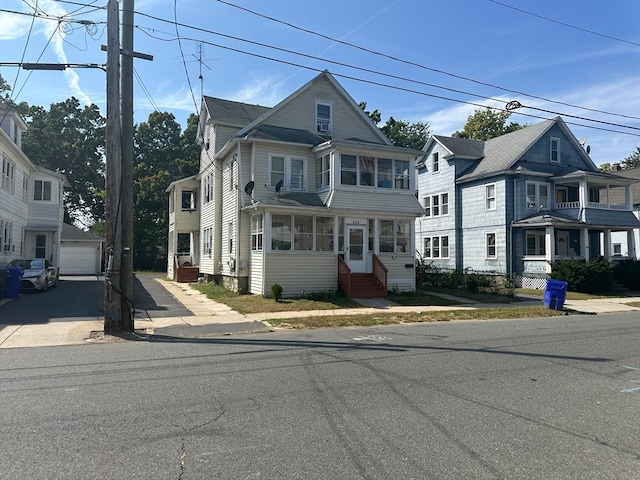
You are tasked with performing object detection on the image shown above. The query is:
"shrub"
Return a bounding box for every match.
[271,283,283,301]
[614,259,640,290]
[550,256,614,293]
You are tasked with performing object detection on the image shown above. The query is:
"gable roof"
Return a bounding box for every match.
[243,125,326,147]
[202,97,270,129]
[452,117,599,183]
[235,70,392,146]
[62,223,103,242]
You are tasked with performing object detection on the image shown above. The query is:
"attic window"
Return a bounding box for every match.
[550,137,560,163]
[432,152,439,173]
[316,101,332,134]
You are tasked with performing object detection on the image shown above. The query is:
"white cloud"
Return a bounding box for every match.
[231,75,285,106]
[0,12,32,40]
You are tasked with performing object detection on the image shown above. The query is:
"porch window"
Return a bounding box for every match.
[589,188,600,203]
[359,156,375,186]
[34,180,52,201]
[340,154,357,186]
[377,158,393,187]
[337,217,345,252]
[316,154,330,189]
[395,160,410,190]
[251,216,262,251]
[432,152,439,173]
[550,137,560,163]
[269,154,307,191]
[526,231,546,256]
[486,232,496,258]
[316,101,332,134]
[486,184,496,211]
[271,214,292,251]
[294,216,314,251]
[613,243,622,256]
[379,219,410,253]
[182,190,195,210]
[526,182,549,209]
[316,216,333,251]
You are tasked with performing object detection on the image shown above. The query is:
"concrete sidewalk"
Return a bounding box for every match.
[1,279,639,349]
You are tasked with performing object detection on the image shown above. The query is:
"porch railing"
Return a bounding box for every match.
[338,256,351,297]
[556,201,628,210]
[372,254,388,293]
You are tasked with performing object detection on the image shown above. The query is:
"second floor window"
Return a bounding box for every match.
[340,154,410,190]
[316,154,330,189]
[34,180,52,201]
[432,152,439,173]
[486,184,496,210]
[424,193,449,217]
[526,182,549,209]
[2,155,16,194]
[269,155,307,191]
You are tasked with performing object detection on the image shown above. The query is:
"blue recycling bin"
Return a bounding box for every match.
[544,279,568,310]
[5,266,24,298]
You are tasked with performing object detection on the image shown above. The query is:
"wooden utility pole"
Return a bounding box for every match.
[120,0,134,332]
[104,0,122,332]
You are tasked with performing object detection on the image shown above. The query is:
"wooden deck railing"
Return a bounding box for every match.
[338,256,351,297]
[174,255,199,283]
[372,254,388,293]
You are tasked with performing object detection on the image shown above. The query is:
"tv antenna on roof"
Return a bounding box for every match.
[193,43,212,100]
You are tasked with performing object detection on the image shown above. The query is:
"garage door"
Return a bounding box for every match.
[60,245,100,275]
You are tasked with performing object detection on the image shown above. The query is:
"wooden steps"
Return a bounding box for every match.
[348,272,386,298]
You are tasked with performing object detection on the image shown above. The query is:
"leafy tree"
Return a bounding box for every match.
[621,147,640,169]
[359,101,430,150]
[0,73,12,101]
[381,117,431,150]
[452,107,523,140]
[18,97,106,226]
[598,162,613,173]
[132,111,199,270]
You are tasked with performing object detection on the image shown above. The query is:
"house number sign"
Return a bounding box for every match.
[345,218,367,225]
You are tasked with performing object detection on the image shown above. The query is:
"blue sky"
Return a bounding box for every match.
[1,0,639,166]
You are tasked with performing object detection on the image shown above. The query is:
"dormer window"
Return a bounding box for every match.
[316,101,332,134]
[550,137,560,163]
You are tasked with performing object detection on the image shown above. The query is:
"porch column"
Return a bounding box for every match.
[628,230,637,259]
[603,229,612,258]
[545,226,555,273]
[581,229,590,259]
[626,186,634,210]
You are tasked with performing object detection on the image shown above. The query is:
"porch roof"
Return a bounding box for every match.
[513,209,640,229]
[512,210,585,228]
[245,192,327,209]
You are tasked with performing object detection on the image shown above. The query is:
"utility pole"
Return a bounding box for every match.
[120,0,134,332]
[104,0,122,332]
[104,0,151,333]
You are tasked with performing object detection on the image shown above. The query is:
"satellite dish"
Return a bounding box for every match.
[244,181,254,196]
[578,136,587,146]
[275,179,283,194]
[586,145,591,154]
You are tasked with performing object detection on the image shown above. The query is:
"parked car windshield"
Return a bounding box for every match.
[8,259,44,270]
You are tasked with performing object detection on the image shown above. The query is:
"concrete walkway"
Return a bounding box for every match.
[1,278,639,349]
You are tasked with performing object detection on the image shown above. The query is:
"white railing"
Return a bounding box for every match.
[556,201,628,211]
[555,201,580,209]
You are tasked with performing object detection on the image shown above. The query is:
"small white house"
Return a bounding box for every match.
[60,223,104,275]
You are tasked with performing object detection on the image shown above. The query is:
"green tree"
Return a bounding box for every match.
[452,107,523,140]
[133,111,199,270]
[599,162,613,173]
[359,102,430,150]
[0,73,12,101]
[381,116,431,150]
[19,97,106,226]
[621,147,640,169]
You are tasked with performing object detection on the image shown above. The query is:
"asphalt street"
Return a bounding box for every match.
[1,313,638,479]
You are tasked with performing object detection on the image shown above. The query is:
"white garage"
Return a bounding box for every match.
[60,223,104,275]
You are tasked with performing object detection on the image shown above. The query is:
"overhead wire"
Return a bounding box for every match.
[216,0,640,123]
[488,0,640,47]
[134,23,640,136]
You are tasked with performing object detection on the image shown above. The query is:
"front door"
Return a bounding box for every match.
[346,225,366,273]
[556,231,570,257]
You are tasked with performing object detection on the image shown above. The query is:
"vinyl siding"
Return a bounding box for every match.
[267,77,382,144]
[377,252,415,292]
[249,250,264,295]
[328,190,423,216]
[199,161,219,276]
[251,142,314,200]
[263,251,337,297]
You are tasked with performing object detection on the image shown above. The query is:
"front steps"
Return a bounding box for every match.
[348,273,386,298]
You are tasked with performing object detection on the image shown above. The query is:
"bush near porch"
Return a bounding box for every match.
[614,259,640,291]
[416,258,504,295]
[550,257,614,294]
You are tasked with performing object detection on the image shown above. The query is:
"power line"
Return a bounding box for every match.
[216,0,640,122]
[135,26,640,138]
[134,19,640,135]
[488,0,640,47]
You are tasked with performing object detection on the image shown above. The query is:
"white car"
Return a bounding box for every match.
[7,258,59,292]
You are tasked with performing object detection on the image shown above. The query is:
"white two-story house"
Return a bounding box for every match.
[1,102,67,268]
[168,71,424,297]
[416,116,640,288]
